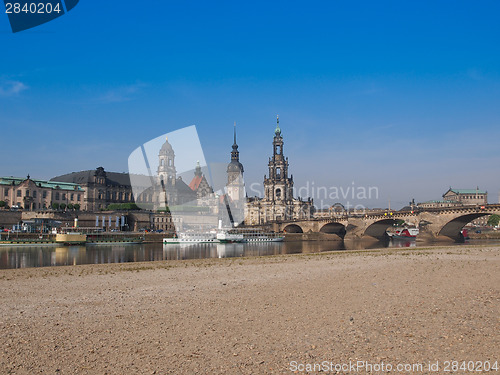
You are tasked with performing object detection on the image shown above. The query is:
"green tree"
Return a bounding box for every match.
[107,203,140,210]
[73,203,80,210]
[52,203,60,210]
[60,203,67,210]
[67,203,74,210]
[0,201,6,208]
[487,214,500,227]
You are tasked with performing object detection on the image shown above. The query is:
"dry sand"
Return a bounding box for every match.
[0,245,499,374]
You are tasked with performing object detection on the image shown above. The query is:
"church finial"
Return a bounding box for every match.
[275,115,281,135]
[194,160,202,177]
[233,121,237,145]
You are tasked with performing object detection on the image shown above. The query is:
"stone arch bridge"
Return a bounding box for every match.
[269,204,500,241]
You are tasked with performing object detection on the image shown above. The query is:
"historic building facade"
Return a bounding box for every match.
[49,138,210,212]
[418,187,488,209]
[442,188,487,206]
[245,117,314,225]
[51,167,135,211]
[189,162,216,207]
[0,175,84,210]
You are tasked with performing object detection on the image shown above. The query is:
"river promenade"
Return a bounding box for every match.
[1,245,499,374]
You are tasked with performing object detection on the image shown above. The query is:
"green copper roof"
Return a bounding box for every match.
[275,115,281,135]
[421,200,457,204]
[447,188,486,195]
[0,177,84,191]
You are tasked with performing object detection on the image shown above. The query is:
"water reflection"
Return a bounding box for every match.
[0,238,495,269]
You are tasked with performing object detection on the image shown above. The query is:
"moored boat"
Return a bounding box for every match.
[216,230,244,243]
[388,227,419,240]
[163,231,219,244]
[242,231,284,243]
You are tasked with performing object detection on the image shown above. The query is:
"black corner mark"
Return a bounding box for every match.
[4,0,79,33]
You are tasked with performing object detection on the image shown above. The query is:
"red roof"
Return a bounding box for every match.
[188,176,203,191]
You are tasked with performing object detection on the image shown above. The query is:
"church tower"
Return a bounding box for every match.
[264,115,294,203]
[226,122,244,202]
[157,136,176,187]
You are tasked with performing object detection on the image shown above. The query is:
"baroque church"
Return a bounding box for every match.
[244,117,314,225]
[154,136,215,211]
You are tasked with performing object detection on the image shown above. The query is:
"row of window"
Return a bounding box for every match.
[12,202,79,210]
[461,195,485,200]
[154,216,173,223]
[97,190,132,201]
[3,188,81,201]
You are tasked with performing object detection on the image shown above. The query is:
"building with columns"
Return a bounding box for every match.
[245,117,314,225]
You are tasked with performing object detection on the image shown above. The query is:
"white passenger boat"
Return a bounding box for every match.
[216,230,244,243]
[230,228,284,243]
[242,231,284,243]
[163,226,284,244]
[163,231,219,244]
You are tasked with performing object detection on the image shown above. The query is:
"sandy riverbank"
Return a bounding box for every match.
[1,245,499,374]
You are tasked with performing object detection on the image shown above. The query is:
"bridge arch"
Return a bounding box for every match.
[363,218,398,239]
[283,224,304,233]
[438,212,490,240]
[319,222,346,239]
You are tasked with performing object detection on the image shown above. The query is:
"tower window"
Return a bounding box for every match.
[276,145,281,154]
[276,188,281,199]
[276,168,281,179]
[168,159,172,167]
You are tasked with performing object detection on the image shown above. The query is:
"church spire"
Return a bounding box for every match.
[233,121,237,146]
[227,122,244,177]
[275,115,281,136]
[194,160,202,177]
[231,122,240,161]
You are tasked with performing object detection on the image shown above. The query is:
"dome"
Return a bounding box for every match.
[159,137,174,154]
[227,160,244,173]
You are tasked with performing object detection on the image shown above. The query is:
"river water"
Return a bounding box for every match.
[1,239,499,269]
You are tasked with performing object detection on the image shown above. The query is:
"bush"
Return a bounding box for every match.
[487,214,500,227]
[107,203,140,211]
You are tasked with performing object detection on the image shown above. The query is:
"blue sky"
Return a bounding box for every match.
[1,1,499,208]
